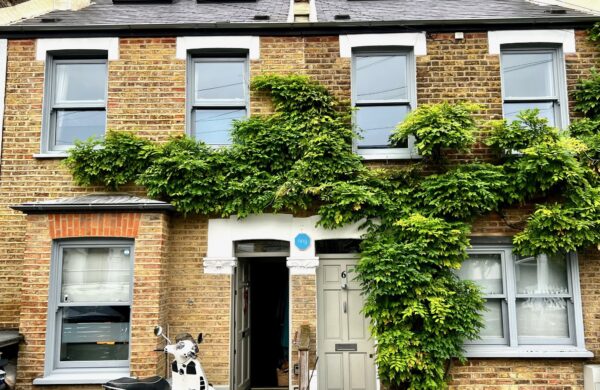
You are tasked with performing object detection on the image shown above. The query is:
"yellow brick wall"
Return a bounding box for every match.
[0,30,599,390]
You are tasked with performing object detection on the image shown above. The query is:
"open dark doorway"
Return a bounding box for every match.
[249,258,289,389]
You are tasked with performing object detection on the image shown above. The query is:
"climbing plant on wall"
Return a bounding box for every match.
[65,30,600,388]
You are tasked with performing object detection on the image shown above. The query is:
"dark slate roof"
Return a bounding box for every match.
[316,0,594,22]
[12,193,175,213]
[14,0,291,26]
[8,0,596,29]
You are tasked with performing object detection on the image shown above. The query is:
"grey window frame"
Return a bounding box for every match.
[42,55,108,154]
[500,46,569,129]
[462,248,510,346]
[187,55,249,147]
[461,245,589,358]
[44,239,133,374]
[351,48,417,160]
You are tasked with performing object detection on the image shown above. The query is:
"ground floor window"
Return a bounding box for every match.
[48,240,133,369]
[456,244,588,356]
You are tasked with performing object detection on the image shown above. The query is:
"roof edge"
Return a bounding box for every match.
[2,16,599,36]
[11,202,176,214]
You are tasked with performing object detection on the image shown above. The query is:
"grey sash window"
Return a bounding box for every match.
[352,49,416,159]
[457,246,584,352]
[44,58,108,152]
[48,241,133,369]
[190,57,248,146]
[501,48,567,128]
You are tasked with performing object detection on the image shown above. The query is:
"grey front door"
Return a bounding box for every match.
[233,260,251,390]
[317,256,376,390]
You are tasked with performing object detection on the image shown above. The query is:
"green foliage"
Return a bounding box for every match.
[65,74,600,389]
[590,22,600,43]
[392,102,479,158]
[573,69,600,119]
[65,131,155,190]
[417,163,508,220]
[357,214,484,389]
[486,109,558,152]
[514,201,600,256]
[505,136,588,199]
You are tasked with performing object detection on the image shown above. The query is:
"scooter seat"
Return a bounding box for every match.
[103,376,170,390]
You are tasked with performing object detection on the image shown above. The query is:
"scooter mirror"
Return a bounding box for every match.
[198,333,203,344]
[154,326,163,337]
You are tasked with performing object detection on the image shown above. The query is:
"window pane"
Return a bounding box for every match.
[62,247,131,303]
[516,298,569,338]
[193,108,245,145]
[60,306,130,362]
[54,62,106,104]
[503,102,556,127]
[54,110,105,146]
[456,254,503,294]
[515,254,568,295]
[480,300,504,339]
[502,52,554,98]
[355,55,408,101]
[356,105,409,148]
[195,61,245,102]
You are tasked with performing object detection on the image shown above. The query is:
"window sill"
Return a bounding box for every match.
[358,149,421,160]
[464,345,593,358]
[33,368,129,385]
[33,153,69,159]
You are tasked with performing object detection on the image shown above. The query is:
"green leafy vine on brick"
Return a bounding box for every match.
[65,65,600,389]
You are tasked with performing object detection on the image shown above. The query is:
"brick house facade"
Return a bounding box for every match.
[0,1,599,389]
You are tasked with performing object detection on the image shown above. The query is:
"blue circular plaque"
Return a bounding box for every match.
[294,233,311,251]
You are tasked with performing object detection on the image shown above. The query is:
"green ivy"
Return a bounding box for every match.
[357,214,484,389]
[573,69,600,119]
[65,131,155,190]
[65,73,600,389]
[416,163,508,220]
[391,102,479,159]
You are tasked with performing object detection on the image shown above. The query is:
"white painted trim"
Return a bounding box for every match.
[464,345,593,358]
[36,38,119,61]
[32,368,129,385]
[339,33,427,58]
[203,257,237,275]
[204,214,366,275]
[488,29,576,55]
[0,39,7,170]
[287,257,320,275]
[176,36,260,60]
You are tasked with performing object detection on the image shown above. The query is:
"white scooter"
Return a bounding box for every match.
[103,326,214,390]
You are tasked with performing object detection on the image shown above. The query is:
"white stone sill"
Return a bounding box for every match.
[33,368,129,385]
[464,346,593,358]
[359,150,421,161]
[33,153,69,159]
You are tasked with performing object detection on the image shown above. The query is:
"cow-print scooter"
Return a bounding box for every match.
[103,326,215,390]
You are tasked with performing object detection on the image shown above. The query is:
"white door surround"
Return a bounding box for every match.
[203,214,366,275]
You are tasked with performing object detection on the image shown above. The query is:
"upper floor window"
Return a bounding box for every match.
[47,240,133,372]
[352,49,416,159]
[456,244,590,357]
[43,56,108,153]
[189,56,248,146]
[500,47,568,128]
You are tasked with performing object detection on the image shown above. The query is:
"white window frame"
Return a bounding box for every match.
[351,48,418,160]
[461,244,591,358]
[499,46,570,130]
[41,240,134,382]
[186,54,249,147]
[41,54,108,154]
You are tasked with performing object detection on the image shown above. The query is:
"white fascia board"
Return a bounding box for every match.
[339,32,427,58]
[36,37,119,61]
[176,36,260,60]
[488,29,576,54]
